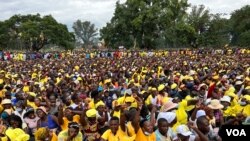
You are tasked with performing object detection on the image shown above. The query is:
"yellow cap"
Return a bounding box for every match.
[0,79,3,84]
[6,128,30,141]
[77,77,82,81]
[171,83,178,89]
[104,79,111,84]
[212,75,219,80]
[74,66,80,71]
[86,109,97,118]
[158,84,165,91]
[140,90,146,95]
[28,92,36,97]
[95,101,105,109]
[151,88,157,91]
[244,95,250,101]
[245,86,250,90]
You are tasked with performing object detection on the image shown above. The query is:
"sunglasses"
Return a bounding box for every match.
[69,124,79,129]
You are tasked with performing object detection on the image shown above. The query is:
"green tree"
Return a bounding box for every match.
[100,0,192,49]
[187,5,210,47]
[230,5,250,47]
[204,14,231,47]
[0,14,75,51]
[73,20,98,48]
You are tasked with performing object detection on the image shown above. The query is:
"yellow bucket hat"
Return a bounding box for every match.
[6,128,30,141]
[95,101,105,109]
[158,84,165,91]
[86,109,97,118]
[171,83,178,89]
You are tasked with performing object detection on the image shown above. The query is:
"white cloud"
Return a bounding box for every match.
[0,0,248,31]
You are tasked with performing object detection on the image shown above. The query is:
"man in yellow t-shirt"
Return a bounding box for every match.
[101,117,135,141]
[58,122,82,141]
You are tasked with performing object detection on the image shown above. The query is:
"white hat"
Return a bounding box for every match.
[157,112,176,123]
[205,98,211,105]
[74,80,79,85]
[196,110,206,118]
[220,95,231,103]
[189,70,196,76]
[176,125,193,136]
[1,99,11,105]
[222,75,228,79]
[235,81,243,85]
[208,99,224,109]
[197,83,207,90]
[124,89,132,95]
[236,75,243,80]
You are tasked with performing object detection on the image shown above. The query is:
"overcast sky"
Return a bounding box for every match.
[0,0,249,31]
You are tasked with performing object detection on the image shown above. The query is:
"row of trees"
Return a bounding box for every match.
[100,0,250,49]
[0,14,98,51]
[0,14,75,51]
[0,1,249,50]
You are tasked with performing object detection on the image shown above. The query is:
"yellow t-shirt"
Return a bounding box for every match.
[184,95,195,111]
[88,99,95,109]
[51,133,58,141]
[135,128,156,141]
[233,104,244,114]
[223,106,236,117]
[145,95,152,106]
[60,115,80,131]
[101,128,135,141]
[126,121,136,137]
[242,105,250,116]
[58,130,82,141]
[176,100,188,124]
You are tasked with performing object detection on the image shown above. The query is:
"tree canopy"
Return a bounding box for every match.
[230,5,250,47]
[100,1,249,49]
[0,14,75,51]
[73,20,98,48]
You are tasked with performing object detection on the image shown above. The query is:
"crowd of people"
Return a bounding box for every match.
[0,48,249,141]
[0,48,249,61]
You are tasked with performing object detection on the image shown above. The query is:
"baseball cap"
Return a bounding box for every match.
[176,124,193,136]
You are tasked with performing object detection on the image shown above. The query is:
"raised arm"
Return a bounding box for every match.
[80,108,88,127]
[132,101,142,133]
[150,105,157,126]
[58,103,64,125]
[120,105,126,132]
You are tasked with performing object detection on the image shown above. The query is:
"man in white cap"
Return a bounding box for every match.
[157,112,178,140]
[176,124,197,141]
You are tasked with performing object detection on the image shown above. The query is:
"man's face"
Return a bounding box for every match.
[158,121,168,136]
[197,118,210,134]
[109,120,119,134]
[49,96,56,107]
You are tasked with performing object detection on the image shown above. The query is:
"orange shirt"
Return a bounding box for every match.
[135,128,156,141]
